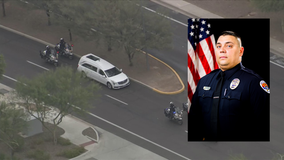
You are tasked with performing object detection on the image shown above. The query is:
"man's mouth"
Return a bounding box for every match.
[220,56,227,59]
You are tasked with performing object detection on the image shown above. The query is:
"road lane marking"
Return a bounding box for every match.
[72,105,190,160]
[105,94,128,106]
[3,74,18,82]
[27,60,50,71]
[270,60,284,69]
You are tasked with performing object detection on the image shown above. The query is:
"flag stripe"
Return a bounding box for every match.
[196,42,211,75]
[188,19,219,112]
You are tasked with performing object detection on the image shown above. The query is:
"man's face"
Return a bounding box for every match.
[216,35,244,71]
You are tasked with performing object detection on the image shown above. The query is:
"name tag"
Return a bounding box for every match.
[203,86,211,90]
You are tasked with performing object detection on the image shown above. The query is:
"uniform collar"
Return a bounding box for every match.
[218,63,243,80]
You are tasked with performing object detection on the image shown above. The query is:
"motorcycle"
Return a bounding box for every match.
[55,43,74,59]
[164,106,183,125]
[39,48,59,67]
[182,102,188,112]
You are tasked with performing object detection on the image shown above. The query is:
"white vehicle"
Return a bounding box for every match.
[77,53,130,89]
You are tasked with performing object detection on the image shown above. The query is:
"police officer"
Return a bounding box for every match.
[188,31,269,141]
[59,38,66,53]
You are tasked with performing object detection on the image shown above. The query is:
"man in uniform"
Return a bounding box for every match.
[188,31,269,141]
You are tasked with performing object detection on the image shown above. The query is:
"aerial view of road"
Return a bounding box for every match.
[1,0,284,160]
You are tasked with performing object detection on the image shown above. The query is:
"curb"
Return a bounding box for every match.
[0,24,184,95]
[138,50,185,94]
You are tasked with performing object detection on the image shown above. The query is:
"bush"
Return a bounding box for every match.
[57,137,71,146]
[0,153,5,160]
[12,136,25,152]
[32,138,45,145]
[0,154,21,160]
[26,149,50,160]
[57,146,86,158]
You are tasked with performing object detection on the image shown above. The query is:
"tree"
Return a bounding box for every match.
[250,0,284,33]
[0,54,5,80]
[50,0,172,66]
[250,0,284,12]
[0,102,28,158]
[12,0,55,26]
[89,0,172,66]
[1,0,7,17]
[15,65,100,145]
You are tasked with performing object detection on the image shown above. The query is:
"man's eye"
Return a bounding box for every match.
[216,46,221,48]
[227,45,232,48]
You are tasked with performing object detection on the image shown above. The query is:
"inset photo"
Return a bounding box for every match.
[187,19,270,141]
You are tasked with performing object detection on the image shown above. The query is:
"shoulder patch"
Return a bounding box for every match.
[260,80,270,94]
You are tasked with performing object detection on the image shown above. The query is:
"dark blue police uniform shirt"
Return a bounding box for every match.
[188,63,269,141]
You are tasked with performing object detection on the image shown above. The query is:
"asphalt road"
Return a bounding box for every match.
[1,1,284,160]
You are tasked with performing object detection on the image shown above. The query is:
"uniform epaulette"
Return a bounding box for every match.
[241,67,262,80]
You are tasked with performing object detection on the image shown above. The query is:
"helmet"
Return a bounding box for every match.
[46,45,50,49]
[60,38,64,41]
[170,102,174,105]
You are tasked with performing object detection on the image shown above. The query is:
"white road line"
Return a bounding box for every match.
[270,60,284,69]
[105,94,128,106]
[27,60,50,71]
[141,5,187,27]
[82,108,191,160]
[3,74,18,82]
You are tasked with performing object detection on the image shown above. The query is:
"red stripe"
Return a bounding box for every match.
[187,82,193,103]
[195,43,211,75]
[205,37,218,70]
[188,51,200,86]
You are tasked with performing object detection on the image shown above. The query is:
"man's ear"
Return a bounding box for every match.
[240,47,244,57]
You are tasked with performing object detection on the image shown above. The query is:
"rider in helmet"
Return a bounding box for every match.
[169,102,176,119]
[46,45,51,58]
[59,38,66,53]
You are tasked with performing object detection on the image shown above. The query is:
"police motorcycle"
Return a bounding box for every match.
[164,102,183,125]
[39,46,59,67]
[182,102,188,112]
[55,42,74,59]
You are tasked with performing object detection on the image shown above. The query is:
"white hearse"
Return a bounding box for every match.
[77,53,130,89]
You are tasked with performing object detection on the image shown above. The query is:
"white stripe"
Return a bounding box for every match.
[105,94,128,105]
[270,60,284,69]
[197,54,206,78]
[200,39,214,71]
[187,67,197,94]
[141,6,187,27]
[72,106,191,160]
[27,60,50,71]
[3,74,18,82]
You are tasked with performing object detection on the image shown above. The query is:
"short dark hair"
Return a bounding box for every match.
[220,31,242,47]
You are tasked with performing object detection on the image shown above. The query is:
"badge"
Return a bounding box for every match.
[230,78,240,90]
[260,80,270,94]
[203,86,211,90]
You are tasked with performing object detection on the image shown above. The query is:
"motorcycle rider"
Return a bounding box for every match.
[169,102,176,119]
[59,38,66,53]
[45,45,51,59]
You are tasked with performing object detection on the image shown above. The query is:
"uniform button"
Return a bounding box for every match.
[202,94,204,97]
[228,96,230,99]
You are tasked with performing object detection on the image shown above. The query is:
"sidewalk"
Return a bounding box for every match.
[0,83,167,160]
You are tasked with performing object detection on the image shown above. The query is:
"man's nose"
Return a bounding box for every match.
[219,46,226,53]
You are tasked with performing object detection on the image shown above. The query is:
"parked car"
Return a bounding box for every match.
[77,53,130,89]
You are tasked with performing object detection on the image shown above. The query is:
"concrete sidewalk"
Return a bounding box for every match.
[0,83,167,160]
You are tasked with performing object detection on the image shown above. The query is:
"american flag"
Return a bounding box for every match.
[187,18,219,112]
